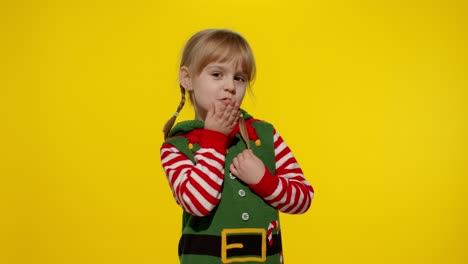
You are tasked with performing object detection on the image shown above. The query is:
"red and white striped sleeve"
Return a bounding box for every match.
[250,129,314,214]
[160,130,227,217]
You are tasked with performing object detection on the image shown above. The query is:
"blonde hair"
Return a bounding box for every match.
[163,29,256,139]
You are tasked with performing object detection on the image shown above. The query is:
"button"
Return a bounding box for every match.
[229,172,236,179]
[241,213,249,221]
[238,189,246,197]
[255,139,261,146]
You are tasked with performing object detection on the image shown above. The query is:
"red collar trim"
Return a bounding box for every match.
[179,119,260,145]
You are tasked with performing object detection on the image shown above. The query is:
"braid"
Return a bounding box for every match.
[238,114,251,149]
[163,86,186,139]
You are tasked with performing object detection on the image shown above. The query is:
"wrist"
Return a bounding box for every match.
[204,124,229,136]
[249,167,279,197]
[200,129,228,153]
[247,166,265,185]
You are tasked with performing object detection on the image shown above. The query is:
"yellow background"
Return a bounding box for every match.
[1,0,467,263]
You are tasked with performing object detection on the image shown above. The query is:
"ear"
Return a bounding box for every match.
[179,66,192,91]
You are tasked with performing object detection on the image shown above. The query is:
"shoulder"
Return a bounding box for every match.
[166,120,204,138]
[161,129,203,163]
[250,118,274,128]
[248,117,275,133]
[162,129,204,153]
[242,110,273,127]
[163,119,205,146]
[240,111,276,141]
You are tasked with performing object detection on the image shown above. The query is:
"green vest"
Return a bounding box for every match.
[164,111,283,264]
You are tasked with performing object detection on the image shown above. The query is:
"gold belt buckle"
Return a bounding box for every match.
[221,228,266,263]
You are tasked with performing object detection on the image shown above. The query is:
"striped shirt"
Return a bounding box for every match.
[160,128,314,216]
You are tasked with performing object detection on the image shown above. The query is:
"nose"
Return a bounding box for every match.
[224,78,235,94]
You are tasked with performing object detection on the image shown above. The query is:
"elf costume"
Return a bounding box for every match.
[160,110,314,264]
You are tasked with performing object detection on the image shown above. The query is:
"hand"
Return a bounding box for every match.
[204,100,240,136]
[230,149,265,185]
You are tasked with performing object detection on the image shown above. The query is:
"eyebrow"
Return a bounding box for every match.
[206,64,246,75]
[206,64,228,70]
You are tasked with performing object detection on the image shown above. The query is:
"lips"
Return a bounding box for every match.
[220,98,232,104]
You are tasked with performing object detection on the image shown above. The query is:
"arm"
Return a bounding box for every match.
[252,129,314,214]
[231,129,314,214]
[160,130,227,217]
[161,100,240,216]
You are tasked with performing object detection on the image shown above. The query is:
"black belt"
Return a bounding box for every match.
[179,232,282,258]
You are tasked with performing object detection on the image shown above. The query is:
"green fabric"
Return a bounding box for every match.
[164,110,282,264]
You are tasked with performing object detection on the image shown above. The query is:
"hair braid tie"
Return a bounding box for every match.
[163,86,186,139]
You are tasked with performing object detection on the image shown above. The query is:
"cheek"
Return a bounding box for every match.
[235,93,246,104]
[237,86,247,98]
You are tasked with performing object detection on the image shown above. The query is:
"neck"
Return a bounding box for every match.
[191,93,206,121]
[194,107,206,122]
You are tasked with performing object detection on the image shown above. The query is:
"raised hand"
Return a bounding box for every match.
[204,100,240,136]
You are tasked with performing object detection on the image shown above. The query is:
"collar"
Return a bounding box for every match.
[167,109,259,146]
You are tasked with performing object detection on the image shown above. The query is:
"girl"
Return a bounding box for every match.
[160,29,314,264]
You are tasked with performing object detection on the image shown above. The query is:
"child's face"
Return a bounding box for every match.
[188,60,248,120]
